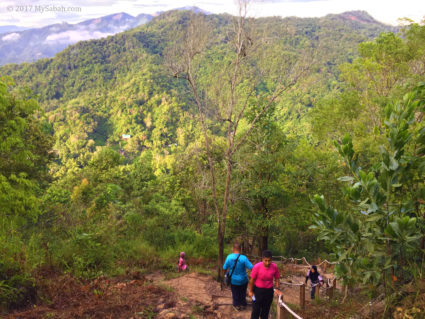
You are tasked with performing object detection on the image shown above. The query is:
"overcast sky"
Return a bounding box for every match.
[1,0,424,28]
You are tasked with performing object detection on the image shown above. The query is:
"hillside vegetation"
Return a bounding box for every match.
[0,8,424,318]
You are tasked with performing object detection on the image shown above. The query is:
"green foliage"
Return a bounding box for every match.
[312,84,425,294]
[0,270,36,311]
[0,78,53,220]
[229,113,288,251]
[0,11,424,315]
[312,25,425,169]
[0,78,54,310]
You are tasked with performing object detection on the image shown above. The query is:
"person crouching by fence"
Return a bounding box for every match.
[248,250,282,319]
[305,265,324,299]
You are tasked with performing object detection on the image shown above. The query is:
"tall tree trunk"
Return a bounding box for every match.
[217,152,233,280]
[261,234,268,253]
[260,197,269,252]
[419,202,424,251]
[218,227,225,281]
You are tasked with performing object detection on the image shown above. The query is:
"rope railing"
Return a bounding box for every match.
[277,295,304,319]
[282,280,334,290]
[316,259,339,266]
[281,281,304,287]
[246,255,339,267]
[309,278,336,291]
[279,277,337,310]
[246,253,339,316]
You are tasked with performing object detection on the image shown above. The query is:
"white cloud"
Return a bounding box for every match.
[44,30,113,44]
[2,32,21,41]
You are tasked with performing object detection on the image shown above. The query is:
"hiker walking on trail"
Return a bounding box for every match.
[177,252,187,272]
[248,250,281,319]
[305,265,324,299]
[223,242,253,311]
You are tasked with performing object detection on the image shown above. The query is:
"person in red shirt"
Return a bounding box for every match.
[248,250,282,319]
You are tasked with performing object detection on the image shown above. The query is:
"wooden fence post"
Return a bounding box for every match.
[277,300,290,319]
[327,284,333,299]
[300,283,305,310]
[321,279,338,300]
[328,278,337,300]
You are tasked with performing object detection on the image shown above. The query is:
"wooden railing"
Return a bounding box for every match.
[277,278,337,318]
[276,295,303,319]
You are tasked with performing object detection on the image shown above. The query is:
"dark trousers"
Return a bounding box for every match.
[251,286,274,319]
[231,282,248,306]
[311,280,319,299]
[311,286,316,299]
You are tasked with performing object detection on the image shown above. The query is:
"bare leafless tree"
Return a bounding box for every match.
[166,0,312,281]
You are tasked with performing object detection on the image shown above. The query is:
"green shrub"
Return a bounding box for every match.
[115,238,160,269]
[0,261,36,311]
[52,230,114,278]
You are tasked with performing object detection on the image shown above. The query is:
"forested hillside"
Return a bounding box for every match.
[0,8,424,318]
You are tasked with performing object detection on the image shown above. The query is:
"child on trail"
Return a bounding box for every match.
[178,252,187,272]
[305,265,324,299]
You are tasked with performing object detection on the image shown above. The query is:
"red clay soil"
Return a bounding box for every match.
[4,273,175,319]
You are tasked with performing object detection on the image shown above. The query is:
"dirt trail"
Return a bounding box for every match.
[147,271,253,318]
[4,264,342,318]
[147,264,332,319]
[147,263,341,319]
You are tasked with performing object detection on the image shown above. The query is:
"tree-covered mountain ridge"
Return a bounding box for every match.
[338,10,392,25]
[0,9,396,156]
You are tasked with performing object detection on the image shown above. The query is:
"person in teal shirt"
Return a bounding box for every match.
[223,242,253,311]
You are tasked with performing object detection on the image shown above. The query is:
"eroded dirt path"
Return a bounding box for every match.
[147,263,341,319]
[147,271,253,318]
[147,265,337,318]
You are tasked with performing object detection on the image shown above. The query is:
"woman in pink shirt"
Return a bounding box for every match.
[248,250,281,319]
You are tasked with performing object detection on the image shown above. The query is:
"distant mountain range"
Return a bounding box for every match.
[0,25,29,34]
[0,12,153,65]
[0,9,392,66]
